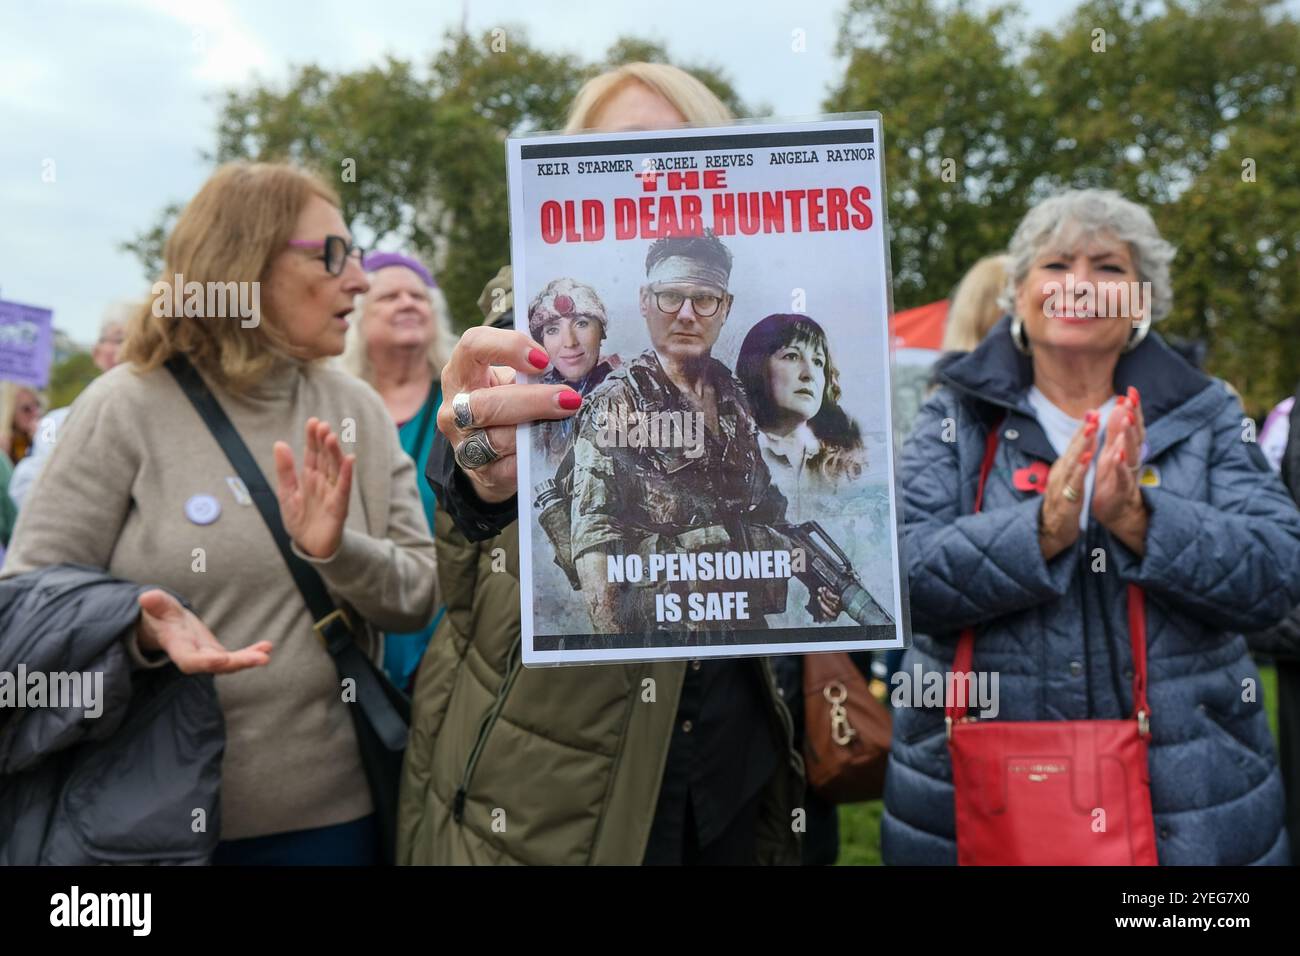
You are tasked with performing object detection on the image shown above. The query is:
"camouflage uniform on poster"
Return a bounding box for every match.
[538,360,617,461]
[567,349,790,640]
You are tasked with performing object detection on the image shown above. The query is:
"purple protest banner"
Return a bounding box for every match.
[0,299,55,389]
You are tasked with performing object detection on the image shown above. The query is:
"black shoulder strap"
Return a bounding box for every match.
[164,355,407,748]
[164,356,338,628]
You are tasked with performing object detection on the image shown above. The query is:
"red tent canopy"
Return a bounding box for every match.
[889,299,949,351]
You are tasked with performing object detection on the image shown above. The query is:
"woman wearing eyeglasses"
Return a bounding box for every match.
[2,161,439,864]
[404,63,802,868]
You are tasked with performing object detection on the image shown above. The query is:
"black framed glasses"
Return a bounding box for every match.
[287,235,365,276]
[651,288,724,317]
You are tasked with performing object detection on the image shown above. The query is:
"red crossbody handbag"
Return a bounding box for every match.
[945,423,1159,865]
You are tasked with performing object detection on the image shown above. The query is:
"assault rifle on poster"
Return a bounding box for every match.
[777,520,894,627]
[537,478,893,627]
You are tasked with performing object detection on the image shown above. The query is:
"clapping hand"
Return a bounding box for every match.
[1092,387,1150,555]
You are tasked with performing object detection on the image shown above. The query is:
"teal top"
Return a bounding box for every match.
[0,452,17,553]
[384,382,444,691]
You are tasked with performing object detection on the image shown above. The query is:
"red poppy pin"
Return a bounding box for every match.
[1013,461,1050,493]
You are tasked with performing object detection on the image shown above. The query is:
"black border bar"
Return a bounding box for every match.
[520,126,874,160]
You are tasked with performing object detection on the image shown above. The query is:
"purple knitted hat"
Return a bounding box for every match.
[362,251,436,288]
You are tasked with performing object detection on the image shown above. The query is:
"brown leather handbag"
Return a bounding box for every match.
[802,652,893,803]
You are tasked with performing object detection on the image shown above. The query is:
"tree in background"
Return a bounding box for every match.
[830,0,1299,411]
[828,0,1053,310]
[1028,0,1300,409]
[45,351,99,411]
[122,5,1296,410]
[122,29,748,336]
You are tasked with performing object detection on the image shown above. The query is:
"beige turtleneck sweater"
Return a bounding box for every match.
[3,359,439,839]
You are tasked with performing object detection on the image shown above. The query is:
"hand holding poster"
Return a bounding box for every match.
[508,115,908,665]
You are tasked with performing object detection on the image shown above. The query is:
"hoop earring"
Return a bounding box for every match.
[1010,314,1032,355]
[1125,314,1151,352]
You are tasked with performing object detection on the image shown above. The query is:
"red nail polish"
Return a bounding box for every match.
[1117,395,1127,408]
[1128,386,1140,406]
[1119,448,1127,463]
[1085,423,1098,437]
[1086,410,1099,424]
[558,390,582,410]
[528,348,550,370]
[1080,451,1093,466]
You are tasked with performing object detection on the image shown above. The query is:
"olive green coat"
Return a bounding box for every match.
[398,509,804,865]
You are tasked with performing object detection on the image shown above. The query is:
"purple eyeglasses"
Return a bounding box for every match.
[287,235,365,276]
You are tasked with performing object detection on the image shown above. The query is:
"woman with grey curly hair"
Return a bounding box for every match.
[883,188,1300,865]
[339,251,455,692]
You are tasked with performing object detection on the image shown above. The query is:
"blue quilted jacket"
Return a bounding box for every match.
[882,318,1300,865]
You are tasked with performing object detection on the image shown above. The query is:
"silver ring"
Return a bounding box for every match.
[1062,485,1080,502]
[452,391,476,430]
[455,429,501,471]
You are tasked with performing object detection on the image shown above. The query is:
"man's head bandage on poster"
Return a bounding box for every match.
[645,230,732,290]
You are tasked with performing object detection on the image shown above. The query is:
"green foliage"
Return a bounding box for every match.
[601,37,753,117]
[46,351,99,409]
[117,201,180,287]
[122,29,748,336]
[837,799,884,865]
[830,0,1300,412]
[119,5,1297,408]
[830,0,1051,306]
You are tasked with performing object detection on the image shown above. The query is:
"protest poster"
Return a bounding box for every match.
[507,115,908,665]
[0,299,55,389]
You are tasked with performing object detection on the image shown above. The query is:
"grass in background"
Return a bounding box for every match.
[835,664,1281,866]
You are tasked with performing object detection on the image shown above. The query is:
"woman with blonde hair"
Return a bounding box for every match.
[404,63,802,866]
[3,161,439,864]
[0,384,43,464]
[339,251,454,692]
[564,61,733,132]
[941,253,1009,353]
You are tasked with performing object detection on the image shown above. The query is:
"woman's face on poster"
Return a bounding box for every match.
[766,339,826,422]
[542,313,603,383]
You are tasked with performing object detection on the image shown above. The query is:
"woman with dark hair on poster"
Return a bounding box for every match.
[737,312,866,519]
[738,311,874,865]
[738,312,878,623]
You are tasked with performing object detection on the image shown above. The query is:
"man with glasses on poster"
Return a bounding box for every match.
[567,230,790,639]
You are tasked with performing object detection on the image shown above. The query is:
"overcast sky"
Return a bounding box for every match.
[1,0,1085,345]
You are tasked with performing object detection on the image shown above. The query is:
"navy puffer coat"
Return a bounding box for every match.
[883,318,1300,865]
